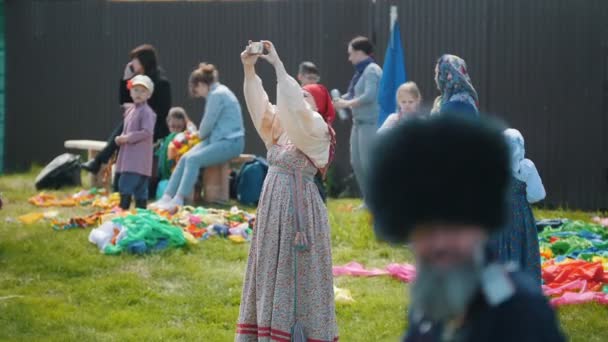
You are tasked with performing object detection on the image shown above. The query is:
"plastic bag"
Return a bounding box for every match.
[88,221,120,251]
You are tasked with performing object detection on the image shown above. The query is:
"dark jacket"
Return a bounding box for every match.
[404,266,565,342]
[119,72,172,141]
[440,100,478,120]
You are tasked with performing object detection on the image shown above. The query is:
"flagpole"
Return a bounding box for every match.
[370,0,377,46]
[390,6,398,31]
[389,5,397,48]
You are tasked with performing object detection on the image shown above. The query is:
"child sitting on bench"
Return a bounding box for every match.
[155,107,197,198]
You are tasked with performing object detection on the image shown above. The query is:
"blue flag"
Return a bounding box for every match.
[377,21,407,128]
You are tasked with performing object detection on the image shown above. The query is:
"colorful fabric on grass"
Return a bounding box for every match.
[539,219,608,306]
[84,206,255,255]
[29,189,119,209]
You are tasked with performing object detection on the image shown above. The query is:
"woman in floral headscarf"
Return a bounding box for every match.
[431,54,479,116]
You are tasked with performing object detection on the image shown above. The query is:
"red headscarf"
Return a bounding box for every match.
[303,84,336,125]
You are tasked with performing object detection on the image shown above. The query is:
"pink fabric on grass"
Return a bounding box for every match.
[542,280,588,296]
[550,291,608,307]
[334,262,608,307]
[592,216,608,227]
[332,262,389,277]
[189,216,202,225]
[386,263,417,283]
[332,262,417,283]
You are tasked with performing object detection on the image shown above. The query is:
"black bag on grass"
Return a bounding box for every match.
[35,153,82,190]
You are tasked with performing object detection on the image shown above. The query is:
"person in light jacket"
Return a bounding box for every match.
[150,63,245,211]
[334,36,382,206]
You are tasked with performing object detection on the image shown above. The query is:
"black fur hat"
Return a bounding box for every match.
[366,115,510,243]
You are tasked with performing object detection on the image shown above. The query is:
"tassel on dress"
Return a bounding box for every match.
[294,231,309,251]
[291,320,307,342]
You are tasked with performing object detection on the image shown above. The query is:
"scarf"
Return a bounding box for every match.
[303,84,336,125]
[503,128,525,176]
[433,54,479,114]
[346,57,374,99]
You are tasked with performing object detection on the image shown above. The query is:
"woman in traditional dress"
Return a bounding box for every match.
[488,128,546,285]
[235,41,338,342]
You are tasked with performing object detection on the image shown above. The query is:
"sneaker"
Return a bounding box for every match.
[148,195,172,210]
[157,197,184,213]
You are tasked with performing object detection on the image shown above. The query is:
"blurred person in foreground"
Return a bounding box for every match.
[365,114,564,342]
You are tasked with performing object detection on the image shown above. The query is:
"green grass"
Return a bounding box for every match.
[0,170,607,341]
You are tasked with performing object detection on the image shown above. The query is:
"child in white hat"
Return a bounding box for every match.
[114,74,157,209]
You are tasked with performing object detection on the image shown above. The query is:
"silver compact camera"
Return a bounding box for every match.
[247,41,264,55]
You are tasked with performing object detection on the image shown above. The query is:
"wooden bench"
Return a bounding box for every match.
[64,140,110,189]
[193,154,256,204]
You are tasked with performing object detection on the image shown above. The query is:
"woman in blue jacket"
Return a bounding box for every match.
[151,63,245,211]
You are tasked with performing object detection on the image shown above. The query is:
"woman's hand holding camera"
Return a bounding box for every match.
[241,40,282,67]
